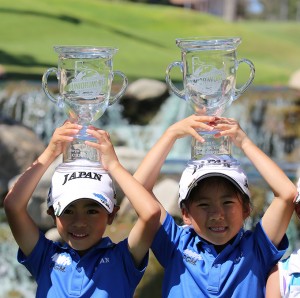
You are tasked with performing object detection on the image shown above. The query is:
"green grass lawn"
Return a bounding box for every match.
[0,0,300,85]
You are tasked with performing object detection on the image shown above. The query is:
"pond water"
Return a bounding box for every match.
[0,81,300,297]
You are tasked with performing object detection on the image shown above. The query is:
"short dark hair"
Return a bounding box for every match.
[181,176,251,213]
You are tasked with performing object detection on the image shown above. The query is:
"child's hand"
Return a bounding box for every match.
[85,128,119,171]
[166,114,215,143]
[213,117,250,149]
[46,122,82,158]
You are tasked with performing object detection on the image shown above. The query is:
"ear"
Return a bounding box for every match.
[181,207,192,225]
[47,208,57,226]
[243,203,251,220]
[107,205,120,225]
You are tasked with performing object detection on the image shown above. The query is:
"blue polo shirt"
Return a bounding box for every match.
[151,213,288,298]
[18,232,148,298]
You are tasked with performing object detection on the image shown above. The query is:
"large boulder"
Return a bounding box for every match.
[119,177,181,220]
[121,78,169,125]
[0,119,45,201]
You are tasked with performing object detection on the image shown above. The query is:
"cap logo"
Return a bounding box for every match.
[243,178,249,189]
[54,202,62,216]
[94,193,110,209]
[62,171,103,185]
[192,158,232,174]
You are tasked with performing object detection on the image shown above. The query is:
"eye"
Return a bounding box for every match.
[62,209,73,215]
[197,202,209,208]
[223,197,237,205]
[224,200,234,204]
[87,209,100,214]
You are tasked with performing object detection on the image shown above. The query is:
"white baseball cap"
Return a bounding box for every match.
[47,163,117,216]
[178,155,251,207]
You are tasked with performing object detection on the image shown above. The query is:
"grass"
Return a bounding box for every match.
[0,0,300,85]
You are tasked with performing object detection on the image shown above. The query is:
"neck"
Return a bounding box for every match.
[213,235,237,254]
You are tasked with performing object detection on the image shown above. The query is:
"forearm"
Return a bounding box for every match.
[4,148,58,214]
[241,138,296,200]
[110,161,161,220]
[134,129,177,190]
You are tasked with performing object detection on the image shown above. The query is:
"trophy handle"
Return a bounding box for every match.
[233,58,255,101]
[42,67,63,107]
[109,70,128,105]
[166,61,185,99]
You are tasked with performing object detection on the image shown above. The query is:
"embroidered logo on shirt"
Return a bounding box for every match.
[51,253,72,272]
[100,257,110,264]
[183,249,203,265]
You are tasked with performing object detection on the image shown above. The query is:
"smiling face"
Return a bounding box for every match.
[54,199,117,256]
[182,177,250,246]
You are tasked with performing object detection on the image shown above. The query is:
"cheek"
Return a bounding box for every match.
[55,218,67,231]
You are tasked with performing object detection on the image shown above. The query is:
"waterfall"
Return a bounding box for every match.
[0,83,299,177]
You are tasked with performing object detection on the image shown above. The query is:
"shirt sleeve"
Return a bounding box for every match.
[151,213,184,267]
[254,220,289,273]
[17,230,53,280]
[117,238,149,288]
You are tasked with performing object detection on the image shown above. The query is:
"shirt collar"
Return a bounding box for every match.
[196,227,245,252]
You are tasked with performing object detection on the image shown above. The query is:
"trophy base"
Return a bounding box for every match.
[191,132,231,160]
[63,139,102,167]
[57,160,108,173]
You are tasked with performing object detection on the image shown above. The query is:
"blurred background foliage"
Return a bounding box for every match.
[0,0,299,85]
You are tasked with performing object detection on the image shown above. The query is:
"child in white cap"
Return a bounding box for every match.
[134,115,297,298]
[4,121,161,298]
[266,178,300,298]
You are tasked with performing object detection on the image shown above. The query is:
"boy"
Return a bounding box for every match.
[134,115,297,297]
[4,122,161,298]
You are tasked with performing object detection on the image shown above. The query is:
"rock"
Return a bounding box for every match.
[153,178,181,218]
[115,146,145,173]
[119,177,181,219]
[121,78,169,125]
[125,78,169,101]
[289,70,300,91]
[45,228,62,242]
[0,121,45,200]
[8,156,62,230]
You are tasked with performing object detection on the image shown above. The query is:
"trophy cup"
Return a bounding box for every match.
[166,37,255,160]
[42,45,128,168]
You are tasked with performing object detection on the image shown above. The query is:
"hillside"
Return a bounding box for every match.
[0,0,300,85]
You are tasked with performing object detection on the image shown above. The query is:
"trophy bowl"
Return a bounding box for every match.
[166,37,255,159]
[42,45,128,166]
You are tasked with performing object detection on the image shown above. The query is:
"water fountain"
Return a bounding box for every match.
[0,81,299,296]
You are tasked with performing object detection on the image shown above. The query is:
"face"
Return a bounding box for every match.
[54,199,117,255]
[182,178,250,246]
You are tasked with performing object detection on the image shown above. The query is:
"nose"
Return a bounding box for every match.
[208,205,224,220]
[72,213,88,227]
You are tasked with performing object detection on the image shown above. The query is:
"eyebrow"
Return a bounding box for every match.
[68,201,102,208]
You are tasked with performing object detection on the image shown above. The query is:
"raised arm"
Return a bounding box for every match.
[215,117,297,247]
[4,122,81,256]
[134,115,215,190]
[133,115,215,222]
[86,129,161,267]
[265,265,281,298]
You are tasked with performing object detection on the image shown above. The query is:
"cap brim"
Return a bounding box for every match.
[53,191,114,216]
[182,172,249,205]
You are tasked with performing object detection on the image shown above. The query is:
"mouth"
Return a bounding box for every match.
[70,232,88,239]
[209,226,227,233]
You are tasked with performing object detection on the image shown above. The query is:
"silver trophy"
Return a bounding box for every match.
[166,37,255,160]
[42,45,128,167]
